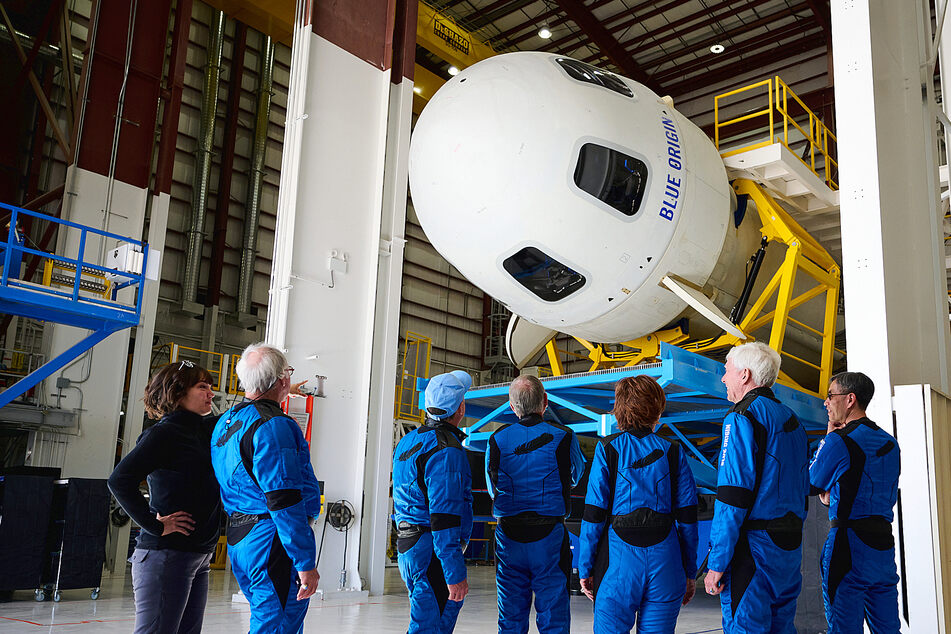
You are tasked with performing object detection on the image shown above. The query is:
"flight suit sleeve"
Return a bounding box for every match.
[708,411,758,572]
[424,445,471,585]
[809,433,849,493]
[299,441,321,520]
[674,449,700,578]
[251,417,316,572]
[569,431,586,488]
[485,433,499,499]
[579,440,611,579]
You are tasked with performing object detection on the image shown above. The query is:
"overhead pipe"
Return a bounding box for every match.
[182,9,225,307]
[237,34,274,316]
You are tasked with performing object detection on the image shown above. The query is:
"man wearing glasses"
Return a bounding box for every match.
[210,343,321,633]
[809,372,900,633]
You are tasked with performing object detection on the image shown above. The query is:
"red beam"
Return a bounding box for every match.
[155,0,192,194]
[77,0,173,189]
[206,20,246,307]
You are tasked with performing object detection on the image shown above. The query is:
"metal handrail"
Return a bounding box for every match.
[714,76,838,190]
[0,202,148,322]
[170,343,225,392]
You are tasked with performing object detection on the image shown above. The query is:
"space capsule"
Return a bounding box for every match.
[408,52,768,360]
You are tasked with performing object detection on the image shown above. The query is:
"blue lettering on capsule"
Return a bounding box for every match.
[659,116,683,221]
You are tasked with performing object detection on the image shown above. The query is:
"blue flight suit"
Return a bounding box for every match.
[579,429,699,634]
[708,386,809,634]
[809,417,900,633]
[210,399,321,634]
[393,418,473,634]
[485,413,586,634]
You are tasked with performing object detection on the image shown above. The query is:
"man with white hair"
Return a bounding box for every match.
[704,341,809,634]
[210,343,321,633]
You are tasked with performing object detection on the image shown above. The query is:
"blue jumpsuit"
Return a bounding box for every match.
[708,386,809,634]
[392,418,473,633]
[579,429,699,634]
[210,399,321,634]
[485,413,586,634]
[809,417,900,633]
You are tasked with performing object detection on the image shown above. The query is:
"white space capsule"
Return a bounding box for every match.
[409,52,757,352]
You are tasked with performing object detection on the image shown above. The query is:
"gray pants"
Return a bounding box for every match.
[130,548,214,634]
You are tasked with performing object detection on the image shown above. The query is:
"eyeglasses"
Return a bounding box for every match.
[282,366,295,377]
[824,392,850,401]
[178,360,195,371]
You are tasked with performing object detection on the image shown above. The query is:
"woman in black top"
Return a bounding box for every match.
[108,361,222,634]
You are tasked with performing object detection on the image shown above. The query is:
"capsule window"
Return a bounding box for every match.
[574,143,649,217]
[555,58,633,98]
[503,247,586,302]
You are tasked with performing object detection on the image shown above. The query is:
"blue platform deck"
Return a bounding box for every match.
[0,203,148,409]
[423,343,828,492]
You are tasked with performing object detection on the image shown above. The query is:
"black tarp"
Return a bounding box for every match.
[0,475,54,590]
[44,478,109,590]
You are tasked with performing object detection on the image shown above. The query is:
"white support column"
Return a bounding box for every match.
[359,75,412,595]
[832,0,951,629]
[268,23,397,590]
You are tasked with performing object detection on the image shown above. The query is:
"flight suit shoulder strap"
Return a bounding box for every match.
[238,401,286,490]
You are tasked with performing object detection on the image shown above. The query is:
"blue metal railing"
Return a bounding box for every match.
[0,202,148,323]
[0,202,150,409]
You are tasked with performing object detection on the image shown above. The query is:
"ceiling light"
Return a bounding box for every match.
[710,44,725,54]
[413,86,422,94]
[538,25,552,39]
[448,66,460,76]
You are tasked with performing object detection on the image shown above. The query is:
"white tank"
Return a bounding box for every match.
[409,52,748,343]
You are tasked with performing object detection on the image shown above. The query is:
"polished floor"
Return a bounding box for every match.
[0,564,724,632]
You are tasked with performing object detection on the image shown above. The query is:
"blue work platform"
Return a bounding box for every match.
[0,202,148,409]
[421,343,827,493]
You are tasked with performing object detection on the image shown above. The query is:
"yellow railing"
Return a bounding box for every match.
[169,343,225,392]
[395,331,432,422]
[228,354,243,395]
[714,76,838,190]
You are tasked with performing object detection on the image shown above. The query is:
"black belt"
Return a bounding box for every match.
[396,521,431,540]
[612,509,674,548]
[744,514,803,532]
[831,516,891,532]
[227,512,270,546]
[499,514,563,527]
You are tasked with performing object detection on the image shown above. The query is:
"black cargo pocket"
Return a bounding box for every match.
[766,527,803,551]
[397,532,423,554]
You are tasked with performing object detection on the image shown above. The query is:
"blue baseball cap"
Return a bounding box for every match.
[424,370,472,420]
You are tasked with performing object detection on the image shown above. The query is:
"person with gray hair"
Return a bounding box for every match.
[704,341,810,633]
[485,374,585,633]
[210,343,322,633]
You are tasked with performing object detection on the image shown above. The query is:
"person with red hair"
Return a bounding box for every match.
[578,375,699,633]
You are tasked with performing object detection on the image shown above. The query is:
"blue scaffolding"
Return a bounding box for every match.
[422,343,827,493]
[0,202,148,409]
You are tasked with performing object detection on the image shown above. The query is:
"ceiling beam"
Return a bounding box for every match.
[653,20,818,84]
[553,0,658,90]
[462,0,534,35]
[803,0,832,41]
[639,3,810,74]
[539,0,680,56]
[665,32,827,96]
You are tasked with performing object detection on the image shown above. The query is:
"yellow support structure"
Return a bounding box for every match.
[547,179,840,398]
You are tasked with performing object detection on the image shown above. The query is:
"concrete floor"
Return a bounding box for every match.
[0,564,724,632]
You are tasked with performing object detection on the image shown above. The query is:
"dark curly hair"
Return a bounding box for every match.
[143,362,214,419]
[613,375,666,432]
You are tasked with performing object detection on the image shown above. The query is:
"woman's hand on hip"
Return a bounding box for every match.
[157,511,195,536]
